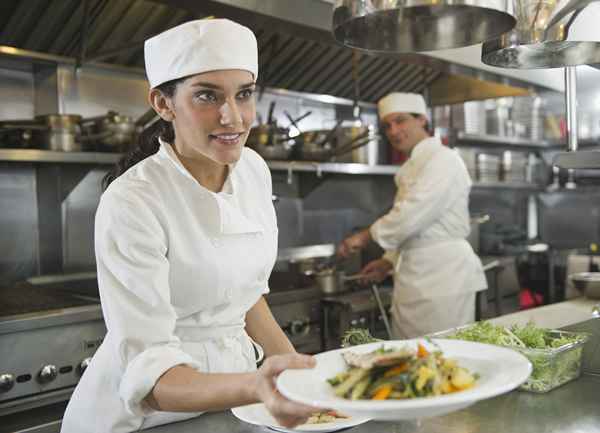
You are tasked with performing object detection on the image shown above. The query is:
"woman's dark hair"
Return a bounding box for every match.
[102,78,182,190]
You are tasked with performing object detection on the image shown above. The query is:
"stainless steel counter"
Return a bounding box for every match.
[144,373,600,433]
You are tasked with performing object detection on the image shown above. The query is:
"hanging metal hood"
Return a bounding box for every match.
[331,0,515,53]
[481,0,600,69]
[0,0,558,104]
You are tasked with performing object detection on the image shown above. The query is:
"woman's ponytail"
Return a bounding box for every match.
[102,79,180,190]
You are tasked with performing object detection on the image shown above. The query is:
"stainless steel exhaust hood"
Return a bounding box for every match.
[332,0,516,52]
[0,0,560,105]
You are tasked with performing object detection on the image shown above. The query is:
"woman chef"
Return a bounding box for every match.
[338,92,487,338]
[61,19,319,433]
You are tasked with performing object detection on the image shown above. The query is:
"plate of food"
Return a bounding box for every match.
[231,403,370,432]
[276,339,532,420]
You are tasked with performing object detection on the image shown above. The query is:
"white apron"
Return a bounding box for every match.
[371,137,487,338]
[61,143,277,433]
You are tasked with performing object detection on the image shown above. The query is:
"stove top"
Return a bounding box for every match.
[0,283,98,318]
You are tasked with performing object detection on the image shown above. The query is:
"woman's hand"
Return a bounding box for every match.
[360,258,393,284]
[253,354,322,428]
[337,229,371,258]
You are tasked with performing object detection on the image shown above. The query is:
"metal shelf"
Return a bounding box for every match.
[266,160,398,175]
[0,148,120,164]
[0,149,542,190]
[471,181,541,191]
[453,132,555,151]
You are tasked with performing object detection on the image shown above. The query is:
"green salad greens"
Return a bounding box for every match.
[445,321,587,392]
[341,328,382,347]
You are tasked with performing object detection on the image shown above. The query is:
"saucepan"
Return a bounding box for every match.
[313,267,365,295]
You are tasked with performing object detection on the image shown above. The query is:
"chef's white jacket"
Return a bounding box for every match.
[370,137,487,337]
[61,140,278,432]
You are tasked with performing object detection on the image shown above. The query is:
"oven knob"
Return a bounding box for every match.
[359,317,367,325]
[350,319,358,326]
[0,374,15,392]
[78,357,92,375]
[37,365,58,384]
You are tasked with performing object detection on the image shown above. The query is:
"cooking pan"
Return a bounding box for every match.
[314,268,365,294]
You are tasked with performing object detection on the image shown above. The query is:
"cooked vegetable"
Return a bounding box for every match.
[341,328,382,347]
[306,410,349,424]
[328,343,477,400]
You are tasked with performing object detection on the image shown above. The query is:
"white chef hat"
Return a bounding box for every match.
[378,92,428,119]
[144,19,258,89]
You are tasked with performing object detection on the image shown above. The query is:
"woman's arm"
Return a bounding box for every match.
[147,354,318,427]
[245,296,296,357]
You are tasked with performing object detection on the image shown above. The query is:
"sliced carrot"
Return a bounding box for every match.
[417,343,429,358]
[372,384,393,400]
[383,363,409,378]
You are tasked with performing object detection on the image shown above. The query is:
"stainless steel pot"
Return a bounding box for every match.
[314,268,364,294]
[80,111,140,151]
[35,114,83,152]
[296,129,336,161]
[332,124,382,165]
[570,272,600,299]
[100,114,137,149]
[247,124,293,160]
[482,0,600,68]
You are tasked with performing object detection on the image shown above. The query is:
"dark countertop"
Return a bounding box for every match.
[145,373,600,433]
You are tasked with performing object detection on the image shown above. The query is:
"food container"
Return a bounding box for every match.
[431,326,589,393]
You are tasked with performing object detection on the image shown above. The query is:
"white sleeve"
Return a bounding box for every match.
[382,249,399,265]
[370,153,465,250]
[95,188,203,416]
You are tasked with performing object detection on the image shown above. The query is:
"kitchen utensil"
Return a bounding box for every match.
[370,284,393,339]
[329,129,381,164]
[467,214,490,254]
[332,0,516,53]
[247,124,293,160]
[99,114,137,149]
[0,122,44,148]
[266,101,276,125]
[283,110,312,136]
[314,268,365,294]
[482,0,600,68]
[80,111,141,151]
[35,114,83,152]
[570,272,600,299]
[296,130,335,161]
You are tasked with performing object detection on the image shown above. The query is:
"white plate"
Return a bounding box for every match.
[276,339,532,421]
[231,403,370,432]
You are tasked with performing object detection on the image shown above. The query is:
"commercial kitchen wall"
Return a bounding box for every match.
[1,63,597,285]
